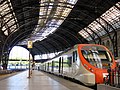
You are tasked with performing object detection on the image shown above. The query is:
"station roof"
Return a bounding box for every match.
[0,0,119,56]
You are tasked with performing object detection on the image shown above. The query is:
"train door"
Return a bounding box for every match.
[61,57,63,74]
[59,57,61,74]
[54,58,59,74]
[62,53,72,77]
[72,51,78,76]
[49,62,52,72]
[52,61,54,72]
[47,62,49,72]
[45,63,46,71]
[67,56,72,77]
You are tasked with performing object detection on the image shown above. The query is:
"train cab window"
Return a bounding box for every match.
[73,51,77,63]
[81,46,113,69]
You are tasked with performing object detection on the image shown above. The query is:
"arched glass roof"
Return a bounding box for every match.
[79,2,120,41]
[0,0,119,56]
[19,0,78,44]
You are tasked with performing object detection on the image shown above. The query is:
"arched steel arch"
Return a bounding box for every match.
[46,36,66,51]
[44,39,60,53]
[0,19,39,64]
[58,27,84,43]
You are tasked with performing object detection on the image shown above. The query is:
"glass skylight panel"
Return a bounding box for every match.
[47,10,51,15]
[0,1,7,8]
[2,26,6,32]
[96,29,105,36]
[3,17,10,23]
[88,26,97,33]
[39,8,44,15]
[87,21,104,37]
[4,30,8,36]
[112,18,120,28]
[2,6,9,12]
[10,25,17,30]
[9,26,17,33]
[79,30,89,38]
[0,4,9,15]
[67,0,78,4]
[7,19,14,26]
[85,28,92,34]
[97,18,106,26]
[67,4,73,8]
[63,8,71,17]
[55,7,62,16]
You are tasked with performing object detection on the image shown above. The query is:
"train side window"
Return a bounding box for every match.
[67,56,72,67]
[73,51,77,63]
[52,61,54,72]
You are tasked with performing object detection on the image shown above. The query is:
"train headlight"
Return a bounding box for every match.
[103,73,108,78]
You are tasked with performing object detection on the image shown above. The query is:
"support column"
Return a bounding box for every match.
[113,32,118,57]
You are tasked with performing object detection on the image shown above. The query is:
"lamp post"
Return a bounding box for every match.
[27,40,33,78]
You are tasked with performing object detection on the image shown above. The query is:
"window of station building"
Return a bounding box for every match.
[102,42,105,46]
[118,36,120,47]
[119,50,120,56]
[106,40,110,48]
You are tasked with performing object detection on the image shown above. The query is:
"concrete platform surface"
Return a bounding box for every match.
[97,84,120,90]
[0,70,93,90]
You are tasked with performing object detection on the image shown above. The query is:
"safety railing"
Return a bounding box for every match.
[104,66,120,88]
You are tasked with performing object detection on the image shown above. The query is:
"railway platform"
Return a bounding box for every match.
[0,70,93,90]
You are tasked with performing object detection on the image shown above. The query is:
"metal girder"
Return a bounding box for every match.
[45,39,60,52]
[32,45,42,55]
[99,17,118,57]
[58,28,82,43]
[52,33,71,47]
[4,20,38,48]
[33,43,47,55]
[60,19,89,43]
[56,30,80,45]
[46,36,65,51]
[37,42,51,54]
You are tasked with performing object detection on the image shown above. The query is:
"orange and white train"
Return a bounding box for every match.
[40,44,116,86]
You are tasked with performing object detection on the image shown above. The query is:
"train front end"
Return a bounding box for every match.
[78,44,116,84]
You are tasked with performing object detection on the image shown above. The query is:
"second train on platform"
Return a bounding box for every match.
[40,44,116,86]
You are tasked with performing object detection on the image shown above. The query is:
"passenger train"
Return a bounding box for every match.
[39,44,116,86]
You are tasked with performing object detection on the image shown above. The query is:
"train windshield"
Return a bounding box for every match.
[81,45,112,69]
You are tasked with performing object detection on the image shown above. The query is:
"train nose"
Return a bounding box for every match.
[95,70,107,84]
